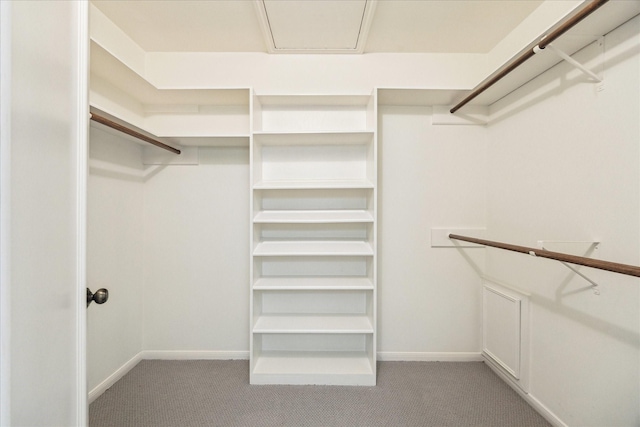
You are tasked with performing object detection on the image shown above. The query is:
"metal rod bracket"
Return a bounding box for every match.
[448,233,640,278]
[541,246,601,295]
[534,42,602,82]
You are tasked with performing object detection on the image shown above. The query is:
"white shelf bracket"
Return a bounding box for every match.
[534,41,602,83]
[540,243,601,295]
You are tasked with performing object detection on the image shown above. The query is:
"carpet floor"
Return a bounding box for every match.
[89,360,550,427]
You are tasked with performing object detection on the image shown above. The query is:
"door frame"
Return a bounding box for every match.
[76,0,90,423]
[1,1,12,424]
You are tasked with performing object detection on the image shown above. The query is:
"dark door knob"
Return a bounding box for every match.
[87,288,109,307]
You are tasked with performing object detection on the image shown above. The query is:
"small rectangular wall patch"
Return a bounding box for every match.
[431,228,486,247]
[432,105,488,125]
[143,146,198,165]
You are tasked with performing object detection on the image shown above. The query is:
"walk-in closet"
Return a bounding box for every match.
[2,1,639,426]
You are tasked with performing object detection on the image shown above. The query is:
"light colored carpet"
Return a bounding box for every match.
[89,360,550,427]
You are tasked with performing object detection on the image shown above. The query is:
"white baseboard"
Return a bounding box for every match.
[88,352,143,404]
[142,351,480,362]
[89,351,249,402]
[142,350,250,360]
[89,351,482,403]
[484,355,566,427]
[377,352,483,362]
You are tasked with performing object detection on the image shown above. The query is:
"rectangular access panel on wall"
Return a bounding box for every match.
[482,282,529,392]
[250,92,377,385]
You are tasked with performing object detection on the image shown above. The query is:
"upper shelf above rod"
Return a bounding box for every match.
[450,0,610,114]
[90,113,181,155]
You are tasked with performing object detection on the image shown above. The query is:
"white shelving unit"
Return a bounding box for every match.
[250,93,377,385]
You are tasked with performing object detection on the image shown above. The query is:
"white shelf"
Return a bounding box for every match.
[377,88,468,107]
[254,210,373,224]
[253,93,375,134]
[253,314,373,334]
[253,131,373,145]
[254,277,374,290]
[253,179,374,190]
[177,135,250,147]
[253,351,375,384]
[254,241,374,257]
[256,94,373,107]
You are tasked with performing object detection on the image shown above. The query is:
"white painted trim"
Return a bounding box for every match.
[90,351,250,403]
[89,350,564,427]
[484,353,522,391]
[75,1,90,424]
[253,0,274,54]
[88,351,487,403]
[481,274,532,297]
[432,105,488,125]
[142,146,198,165]
[142,350,250,360]
[482,285,521,378]
[253,0,377,55]
[88,353,143,404]
[0,1,12,424]
[377,352,483,362]
[482,280,531,392]
[89,3,146,77]
[356,0,377,54]
[431,228,486,248]
[484,356,567,427]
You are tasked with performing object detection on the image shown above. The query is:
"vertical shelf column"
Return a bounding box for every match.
[250,92,377,386]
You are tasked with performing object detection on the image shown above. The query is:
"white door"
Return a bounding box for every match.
[0,1,89,425]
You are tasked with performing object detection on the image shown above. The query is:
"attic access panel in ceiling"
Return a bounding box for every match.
[257,0,376,53]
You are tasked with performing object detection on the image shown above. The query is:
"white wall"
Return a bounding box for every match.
[377,107,486,358]
[145,52,483,95]
[142,147,250,354]
[135,114,488,361]
[87,127,145,393]
[486,16,640,426]
[87,139,251,388]
[88,109,489,365]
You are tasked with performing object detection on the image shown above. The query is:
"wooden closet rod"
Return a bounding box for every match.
[450,0,609,114]
[90,113,181,155]
[449,234,640,278]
